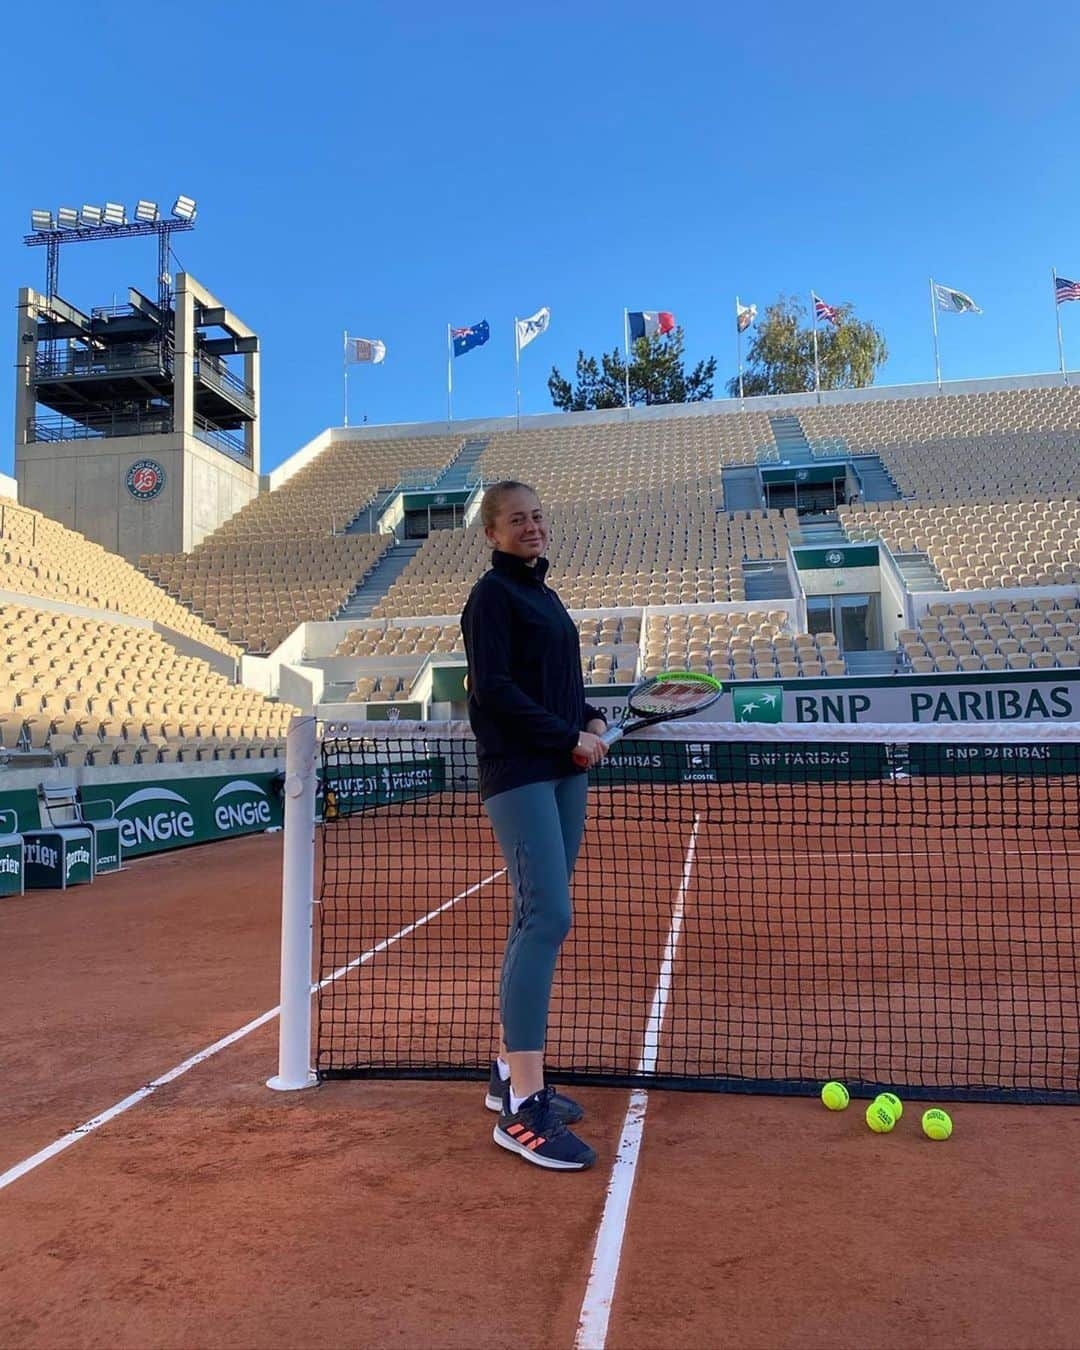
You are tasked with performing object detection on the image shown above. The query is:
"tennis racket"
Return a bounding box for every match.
[573,670,723,766]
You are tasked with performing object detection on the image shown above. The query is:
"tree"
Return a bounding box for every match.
[728,295,887,398]
[549,328,717,411]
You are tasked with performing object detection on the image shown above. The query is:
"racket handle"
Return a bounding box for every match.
[571,724,625,768]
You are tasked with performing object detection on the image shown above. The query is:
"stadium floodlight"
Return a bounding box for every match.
[57,207,79,230]
[171,195,197,221]
[31,210,54,232]
[103,202,126,226]
[134,199,159,222]
[80,205,103,227]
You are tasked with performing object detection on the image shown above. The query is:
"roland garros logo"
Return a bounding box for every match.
[126,459,166,501]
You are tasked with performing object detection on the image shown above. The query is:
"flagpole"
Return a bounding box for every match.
[810,293,821,404]
[736,297,744,401]
[1052,267,1068,386]
[929,277,942,392]
[514,317,521,430]
[343,330,349,427]
[447,323,453,424]
[623,308,631,414]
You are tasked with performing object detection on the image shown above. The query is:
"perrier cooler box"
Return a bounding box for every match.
[23,827,95,890]
[0,833,24,897]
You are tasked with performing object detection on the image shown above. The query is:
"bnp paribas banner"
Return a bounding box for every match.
[79,773,283,858]
[586,668,1080,726]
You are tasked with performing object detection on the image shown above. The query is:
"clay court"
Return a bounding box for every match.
[2,806,1080,1350]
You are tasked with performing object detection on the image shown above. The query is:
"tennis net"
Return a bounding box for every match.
[308,719,1080,1103]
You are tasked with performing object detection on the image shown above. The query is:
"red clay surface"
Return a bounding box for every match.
[2,826,1080,1349]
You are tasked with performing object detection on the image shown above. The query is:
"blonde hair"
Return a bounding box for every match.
[479,480,539,530]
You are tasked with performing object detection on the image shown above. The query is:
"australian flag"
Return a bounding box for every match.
[452,320,490,357]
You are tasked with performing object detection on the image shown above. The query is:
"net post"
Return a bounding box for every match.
[267,715,319,1091]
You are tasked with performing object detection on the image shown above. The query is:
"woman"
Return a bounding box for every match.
[461,480,608,1171]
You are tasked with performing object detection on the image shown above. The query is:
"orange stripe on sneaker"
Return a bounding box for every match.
[507,1123,526,1137]
[526,1136,546,1150]
[516,1131,534,1144]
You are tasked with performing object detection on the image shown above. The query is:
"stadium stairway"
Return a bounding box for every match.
[893,551,947,592]
[434,437,488,491]
[344,488,399,535]
[336,540,424,620]
[843,649,898,676]
[787,519,850,548]
[720,466,764,512]
[850,455,902,503]
[768,415,814,464]
[743,562,792,600]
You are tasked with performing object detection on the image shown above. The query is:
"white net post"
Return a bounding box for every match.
[267,715,319,1091]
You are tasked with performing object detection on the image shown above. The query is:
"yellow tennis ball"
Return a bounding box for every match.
[866,1100,896,1133]
[922,1108,953,1140]
[821,1081,850,1111]
[875,1091,903,1121]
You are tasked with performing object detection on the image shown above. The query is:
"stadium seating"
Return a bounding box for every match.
[801,388,1080,498]
[140,434,463,652]
[143,534,392,653]
[475,415,779,497]
[0,602,295,764]
[841,499,1080,589]
[369,505,794,618]
[0,496,239,660]
[898,599,1080,673]
[642,611,842,680]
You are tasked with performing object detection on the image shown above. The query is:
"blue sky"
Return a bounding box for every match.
[3,1,1079,476]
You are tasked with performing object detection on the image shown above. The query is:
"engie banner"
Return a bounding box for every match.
[78,772,283,857]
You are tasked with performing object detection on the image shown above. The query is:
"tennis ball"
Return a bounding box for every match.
[866,1100,896,1133]
[922,1108,953,1140]
[821,1081,850,1111]
[875,1091,903,1121]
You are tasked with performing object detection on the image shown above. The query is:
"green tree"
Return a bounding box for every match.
[728,295,887,397]
[549,328,717,411]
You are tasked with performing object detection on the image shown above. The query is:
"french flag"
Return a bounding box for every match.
[628,310,676,341]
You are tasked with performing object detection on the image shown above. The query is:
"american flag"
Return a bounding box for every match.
[813,294,840,326]
[1055,276,1080,304]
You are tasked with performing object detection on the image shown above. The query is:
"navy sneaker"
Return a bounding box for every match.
[484,1061,584,1124]
[493,1087,596,1171]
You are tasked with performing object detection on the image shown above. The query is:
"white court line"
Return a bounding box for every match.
[0,868,506,1196]
[694,846,1080,861]
[575,815,701,1350]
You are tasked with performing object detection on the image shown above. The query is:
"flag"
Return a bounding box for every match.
[813,294,840,326]
[736,300,756,333]
[452,320,490,357]
[1055,276,1080,304]
[346,337,386,364]
[516,307,550,350]
[628,310,676,341]
[934,284,981,314]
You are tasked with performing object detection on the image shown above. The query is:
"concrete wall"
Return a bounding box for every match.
[18,433,187,558]
[15,432,258,562]
[186,438,258,549]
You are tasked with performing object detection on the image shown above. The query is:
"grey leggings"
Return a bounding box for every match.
[483,774,589,1052]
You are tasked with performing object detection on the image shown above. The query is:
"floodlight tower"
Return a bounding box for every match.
[26,195,197,328]
[15,196,261,564]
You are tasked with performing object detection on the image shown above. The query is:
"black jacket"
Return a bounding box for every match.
[461,550,606,800]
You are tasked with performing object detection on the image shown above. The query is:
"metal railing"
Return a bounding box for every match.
[193,415,250,461]
[194,354,255,409]
[29,411,173,442]
[34,342,169,381]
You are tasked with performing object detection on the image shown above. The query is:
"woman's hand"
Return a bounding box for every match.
[585,718,607,736]
[573,730,608,768]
